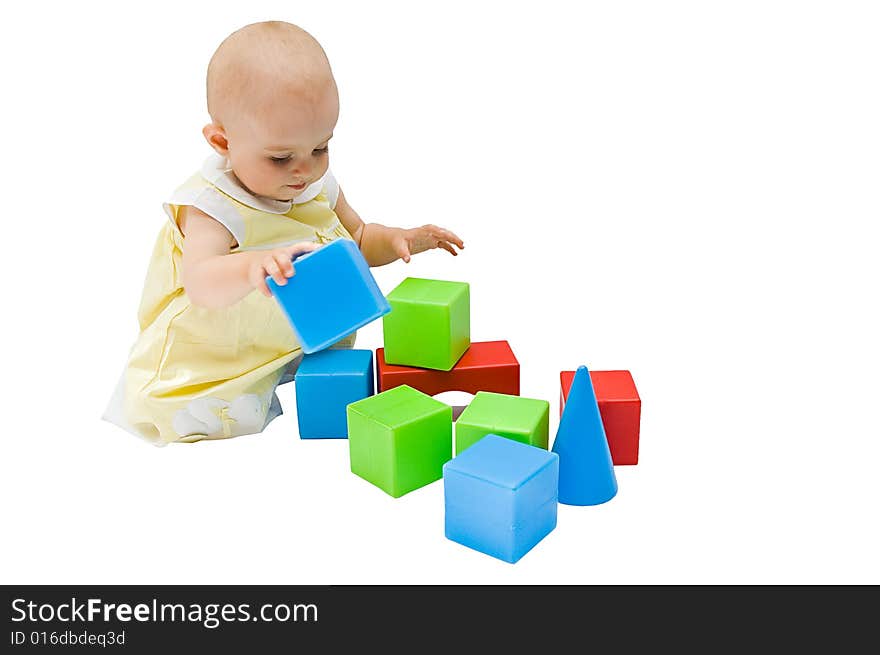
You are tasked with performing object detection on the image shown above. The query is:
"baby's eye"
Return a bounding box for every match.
[269,155,291,164]
[313,146,329,156]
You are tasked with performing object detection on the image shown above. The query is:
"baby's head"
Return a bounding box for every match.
[203,21,338,201]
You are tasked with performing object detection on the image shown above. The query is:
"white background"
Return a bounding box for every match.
[1,0,877,585]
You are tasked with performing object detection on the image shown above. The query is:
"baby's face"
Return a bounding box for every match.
[223,85,339,201]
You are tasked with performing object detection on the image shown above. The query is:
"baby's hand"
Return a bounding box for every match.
[393,224,465,263]
[250,242,321,297]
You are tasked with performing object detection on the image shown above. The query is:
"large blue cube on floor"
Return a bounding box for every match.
[295,349,375,439]
[268,238,391,353]
[443,434,559,563]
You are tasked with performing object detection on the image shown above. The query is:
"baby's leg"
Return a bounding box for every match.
[278,353,305,386]
[121,356,295,445]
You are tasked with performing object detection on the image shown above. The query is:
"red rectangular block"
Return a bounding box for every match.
[560,370,641,465]
[378,340,520,397]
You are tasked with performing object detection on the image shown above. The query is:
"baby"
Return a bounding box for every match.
[103,21,464,446]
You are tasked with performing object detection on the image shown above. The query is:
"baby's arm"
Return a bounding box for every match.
[334,188,464,266]
[179,206,319,308]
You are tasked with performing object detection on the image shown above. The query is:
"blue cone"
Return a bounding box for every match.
[551,365,618,506]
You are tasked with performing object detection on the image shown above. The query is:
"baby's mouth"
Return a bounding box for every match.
[287,181,308,191]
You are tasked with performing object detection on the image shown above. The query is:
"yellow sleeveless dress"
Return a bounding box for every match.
[103,154,356,446]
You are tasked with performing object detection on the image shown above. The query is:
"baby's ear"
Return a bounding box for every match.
[202,123,229,156]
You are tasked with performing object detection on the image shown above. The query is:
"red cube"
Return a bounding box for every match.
[378,340,519,397]
[560,370,641,465]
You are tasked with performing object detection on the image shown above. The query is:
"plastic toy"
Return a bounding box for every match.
[443,434,559,563]
[552,366,617,506]
[346,384,452,498]
[267,238,391,353]
[454,391,550,455]
[376,340,519,396]
[560,369,640,465]
[382,277,470,371]
[294,349,374,439]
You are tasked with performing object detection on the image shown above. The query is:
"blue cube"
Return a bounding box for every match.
[295,349,375,439]
[268,238,391,353]
[443,434,559,563]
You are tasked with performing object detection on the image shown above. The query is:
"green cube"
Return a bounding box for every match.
[455,391,550,455]
[347,384,453,498]
[382,277,470,371]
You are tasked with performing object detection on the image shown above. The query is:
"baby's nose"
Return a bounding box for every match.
[291,159,312,176]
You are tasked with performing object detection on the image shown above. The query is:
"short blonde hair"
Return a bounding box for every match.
[206,21,335,124]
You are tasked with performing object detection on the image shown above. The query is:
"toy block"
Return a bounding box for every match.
[268,238,391,354]
[346,384,452,498]
[444,434,559,563]
[382,277,470,371]
[455,391,549,455]
[552,366,617,506]
[294,349,374,439]
[561,369,641,465]
[376,340,519,396]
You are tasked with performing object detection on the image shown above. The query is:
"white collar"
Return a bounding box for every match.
[200,153,327,214]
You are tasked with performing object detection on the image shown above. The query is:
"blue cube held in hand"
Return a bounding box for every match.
[295,349,375,439]
[443,434,559,563]
[267,238,391,353]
